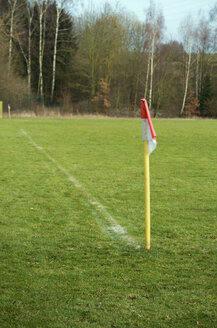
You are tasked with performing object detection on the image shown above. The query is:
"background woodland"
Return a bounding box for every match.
[1,0,217,117]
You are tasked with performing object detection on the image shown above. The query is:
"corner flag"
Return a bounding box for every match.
[141,98,157,250]
[141,98,157,154]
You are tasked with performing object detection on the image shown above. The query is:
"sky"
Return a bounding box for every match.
[78,0,217,40]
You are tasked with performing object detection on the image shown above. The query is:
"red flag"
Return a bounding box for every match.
[141,98,157,154]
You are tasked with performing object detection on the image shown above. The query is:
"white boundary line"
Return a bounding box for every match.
[20,129,141,249]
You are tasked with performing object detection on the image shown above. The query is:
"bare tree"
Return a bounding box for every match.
[26,0,34,93]
[7,0,17,74]
[0,22,28,109]
[144,1,164,111]
[179,17,194,116]
[51,3,61,102]
[15,0,35,93]
[77,4,127,102]
[210,4,217,51]
[194,16,211,99]
[36,0,49,97]
[50,0,73,103]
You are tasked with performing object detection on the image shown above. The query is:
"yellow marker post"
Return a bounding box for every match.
[141,98,157,250]
[144,141,150,250]
[0,101,3,119]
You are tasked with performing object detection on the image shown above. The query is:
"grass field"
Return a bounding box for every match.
[0,118,216,328]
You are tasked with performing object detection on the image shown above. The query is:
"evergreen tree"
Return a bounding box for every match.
[199,75,213,116]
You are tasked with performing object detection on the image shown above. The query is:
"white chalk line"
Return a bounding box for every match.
[20,129,141,249]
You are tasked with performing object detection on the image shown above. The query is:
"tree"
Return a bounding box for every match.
[35,0,49,98]
[210,3,217,52]
[143,1,164,111]
[50,0,73,103]
[7,0,18,74]
[179,16,194,116]
[184,90,200,117]
[45,1,77,103]
[13,0,35,93]
[199,75,213,116]
[13,0,77,103]
[0,20,28,111]
[193,16,211,100]
[75,4,129,109]
[91,78,111,113]
[25,0,34,93]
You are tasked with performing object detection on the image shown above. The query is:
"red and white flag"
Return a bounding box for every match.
[141,98,157,155]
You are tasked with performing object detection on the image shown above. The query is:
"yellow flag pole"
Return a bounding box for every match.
[144,141,150,250]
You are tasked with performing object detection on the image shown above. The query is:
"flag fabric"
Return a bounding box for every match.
[141,98,157,155]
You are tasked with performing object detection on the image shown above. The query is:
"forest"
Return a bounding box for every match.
[0,0,217,117]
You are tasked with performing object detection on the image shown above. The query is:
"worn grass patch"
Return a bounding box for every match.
[0,118,216,328]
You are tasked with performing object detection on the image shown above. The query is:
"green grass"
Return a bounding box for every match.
[0,118,216,328]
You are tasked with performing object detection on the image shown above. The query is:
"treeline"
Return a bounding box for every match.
[0,0,217,117]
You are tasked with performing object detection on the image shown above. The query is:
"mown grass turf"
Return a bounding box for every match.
[0,118,216,328]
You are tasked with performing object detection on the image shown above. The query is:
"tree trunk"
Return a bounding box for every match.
[38,7,43,96]
[38,1,49,99]
[15,3,33,94]
[27,7,33,94]
[134,75,139,111]
[149,34,155,111]
[51,8,61,103]
[180,39,192,116]
[144,51,151,99]
[8,0,17,74]
[27,25,32,93]
[90,41,96,98]
[195,47,200,99]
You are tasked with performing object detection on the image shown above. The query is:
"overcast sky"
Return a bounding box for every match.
[78,0,217,40]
